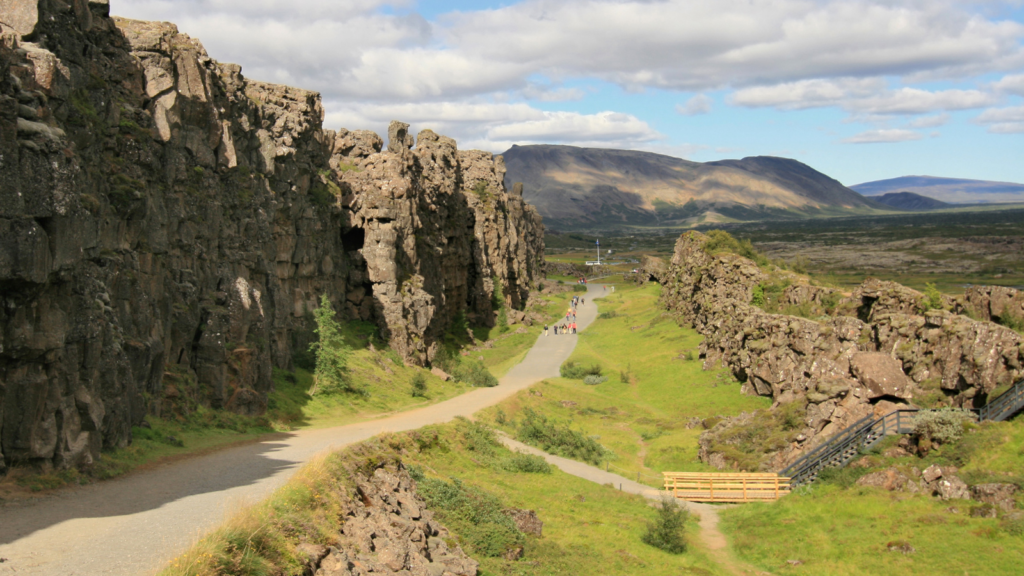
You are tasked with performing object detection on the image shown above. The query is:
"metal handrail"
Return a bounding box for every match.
[782,378,1024,488]
[979,378,1024,422]
[782,408,920,486]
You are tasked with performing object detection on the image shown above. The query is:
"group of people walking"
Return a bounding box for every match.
[545,294,585,336]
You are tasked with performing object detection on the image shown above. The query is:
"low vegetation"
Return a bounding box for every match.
[159,419,723,576]
[483,280,769,486]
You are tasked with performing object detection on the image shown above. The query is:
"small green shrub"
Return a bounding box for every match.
[704,230,768,267]
[922,282,944,311]
[498,451,552,474]
[411,372,427,397]
[600,310,618,319]
[573,284,588,293]
[816,465,869,488]
[998,312,1024,334]
[516,408,609,465]
[583,375,608,385]
[309,295,358,396]
[452,359,498,387]
[913,408,975,446]
[560,361,602,380]
[641,496,689,554]
[751,284,765,307]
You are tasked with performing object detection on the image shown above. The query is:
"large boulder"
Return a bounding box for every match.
[850,353,914,400]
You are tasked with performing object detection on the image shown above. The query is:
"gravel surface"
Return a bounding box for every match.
[0,284,609,576]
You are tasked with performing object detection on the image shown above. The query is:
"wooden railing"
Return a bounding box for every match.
[663,472,791,503]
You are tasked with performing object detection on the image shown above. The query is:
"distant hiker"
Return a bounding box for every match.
[572,322,577,334]
[544,324,549,336]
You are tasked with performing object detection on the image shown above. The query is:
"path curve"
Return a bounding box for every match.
[0,284,607,576]
[497,436,756,576]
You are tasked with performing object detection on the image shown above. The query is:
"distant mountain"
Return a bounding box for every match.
[851,176,1024,204]
[871,192,950,211]
[502,145,884,230]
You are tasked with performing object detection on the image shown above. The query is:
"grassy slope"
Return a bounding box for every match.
[481,280,769,486]
[160,421,728,576]
[721,483,1024,575]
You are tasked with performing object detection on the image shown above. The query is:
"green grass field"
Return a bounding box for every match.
[482,281,770,487]
[720,484,1024,575]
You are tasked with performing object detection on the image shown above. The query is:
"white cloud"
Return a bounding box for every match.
[730,78,884,110]
[676,94,713,116]
[114,0,1024,102]
[324,101,663,153]
[986,122,1024,133]
[994,73,1024,96]
[973,104,1024,133]
[846,88,997,114]
[733,80,996,115]
[842,129,924,144]
[907,113,951,128]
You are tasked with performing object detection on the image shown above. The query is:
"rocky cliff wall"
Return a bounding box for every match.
[659,231,1024,471]
[0,1,543,473]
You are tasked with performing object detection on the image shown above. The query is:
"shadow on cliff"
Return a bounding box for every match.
[0,433,303,546]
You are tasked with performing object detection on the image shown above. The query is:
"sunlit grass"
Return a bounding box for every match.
[483,282,770,486]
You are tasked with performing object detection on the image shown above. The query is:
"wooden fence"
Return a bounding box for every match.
[663,472,791,503]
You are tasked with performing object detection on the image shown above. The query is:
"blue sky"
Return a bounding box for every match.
[116,0,1024,186]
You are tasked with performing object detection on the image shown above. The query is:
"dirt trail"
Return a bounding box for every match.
[0,285,608,576]
[499,432,766,575]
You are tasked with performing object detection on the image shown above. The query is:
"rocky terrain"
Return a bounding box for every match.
[501,144,885,230]
[306,465,480,576]
[0,1,543,474]
[655,231,1024,471]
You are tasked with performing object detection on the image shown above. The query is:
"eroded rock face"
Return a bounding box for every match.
[319,467,479,576]
[660,231,1024,471]
[0,5,542,472]
[963,285,1024,326]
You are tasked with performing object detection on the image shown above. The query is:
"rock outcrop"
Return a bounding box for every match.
[0,2,543,473]
[660,231,1024,471]
[311,466,479,576]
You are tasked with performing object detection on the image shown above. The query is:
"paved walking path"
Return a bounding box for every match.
[0,284,608,576]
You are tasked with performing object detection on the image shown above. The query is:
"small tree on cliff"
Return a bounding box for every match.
[310,295,356,395]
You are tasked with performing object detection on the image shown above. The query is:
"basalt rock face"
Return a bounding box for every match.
[0,2,543,473]
[660,231,1024,471]
[962,285,1024,326]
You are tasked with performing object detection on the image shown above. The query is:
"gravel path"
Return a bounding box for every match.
[0,284,608,576]
[497,436,754,576]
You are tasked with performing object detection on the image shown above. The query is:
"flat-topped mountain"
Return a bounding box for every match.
[851,176,1024,204]
[871,191,951,211]
[502,145,884,229]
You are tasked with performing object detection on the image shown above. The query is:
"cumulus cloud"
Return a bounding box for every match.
[676,94,713,116]
[733,80,996,116]
[115,0,1024,102]
[973,104,1024,133]
[731,78,884,110]
[841,129,925,144]
[325,101,663,152]
[907,113,950,128]
[994,73,1024,96]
